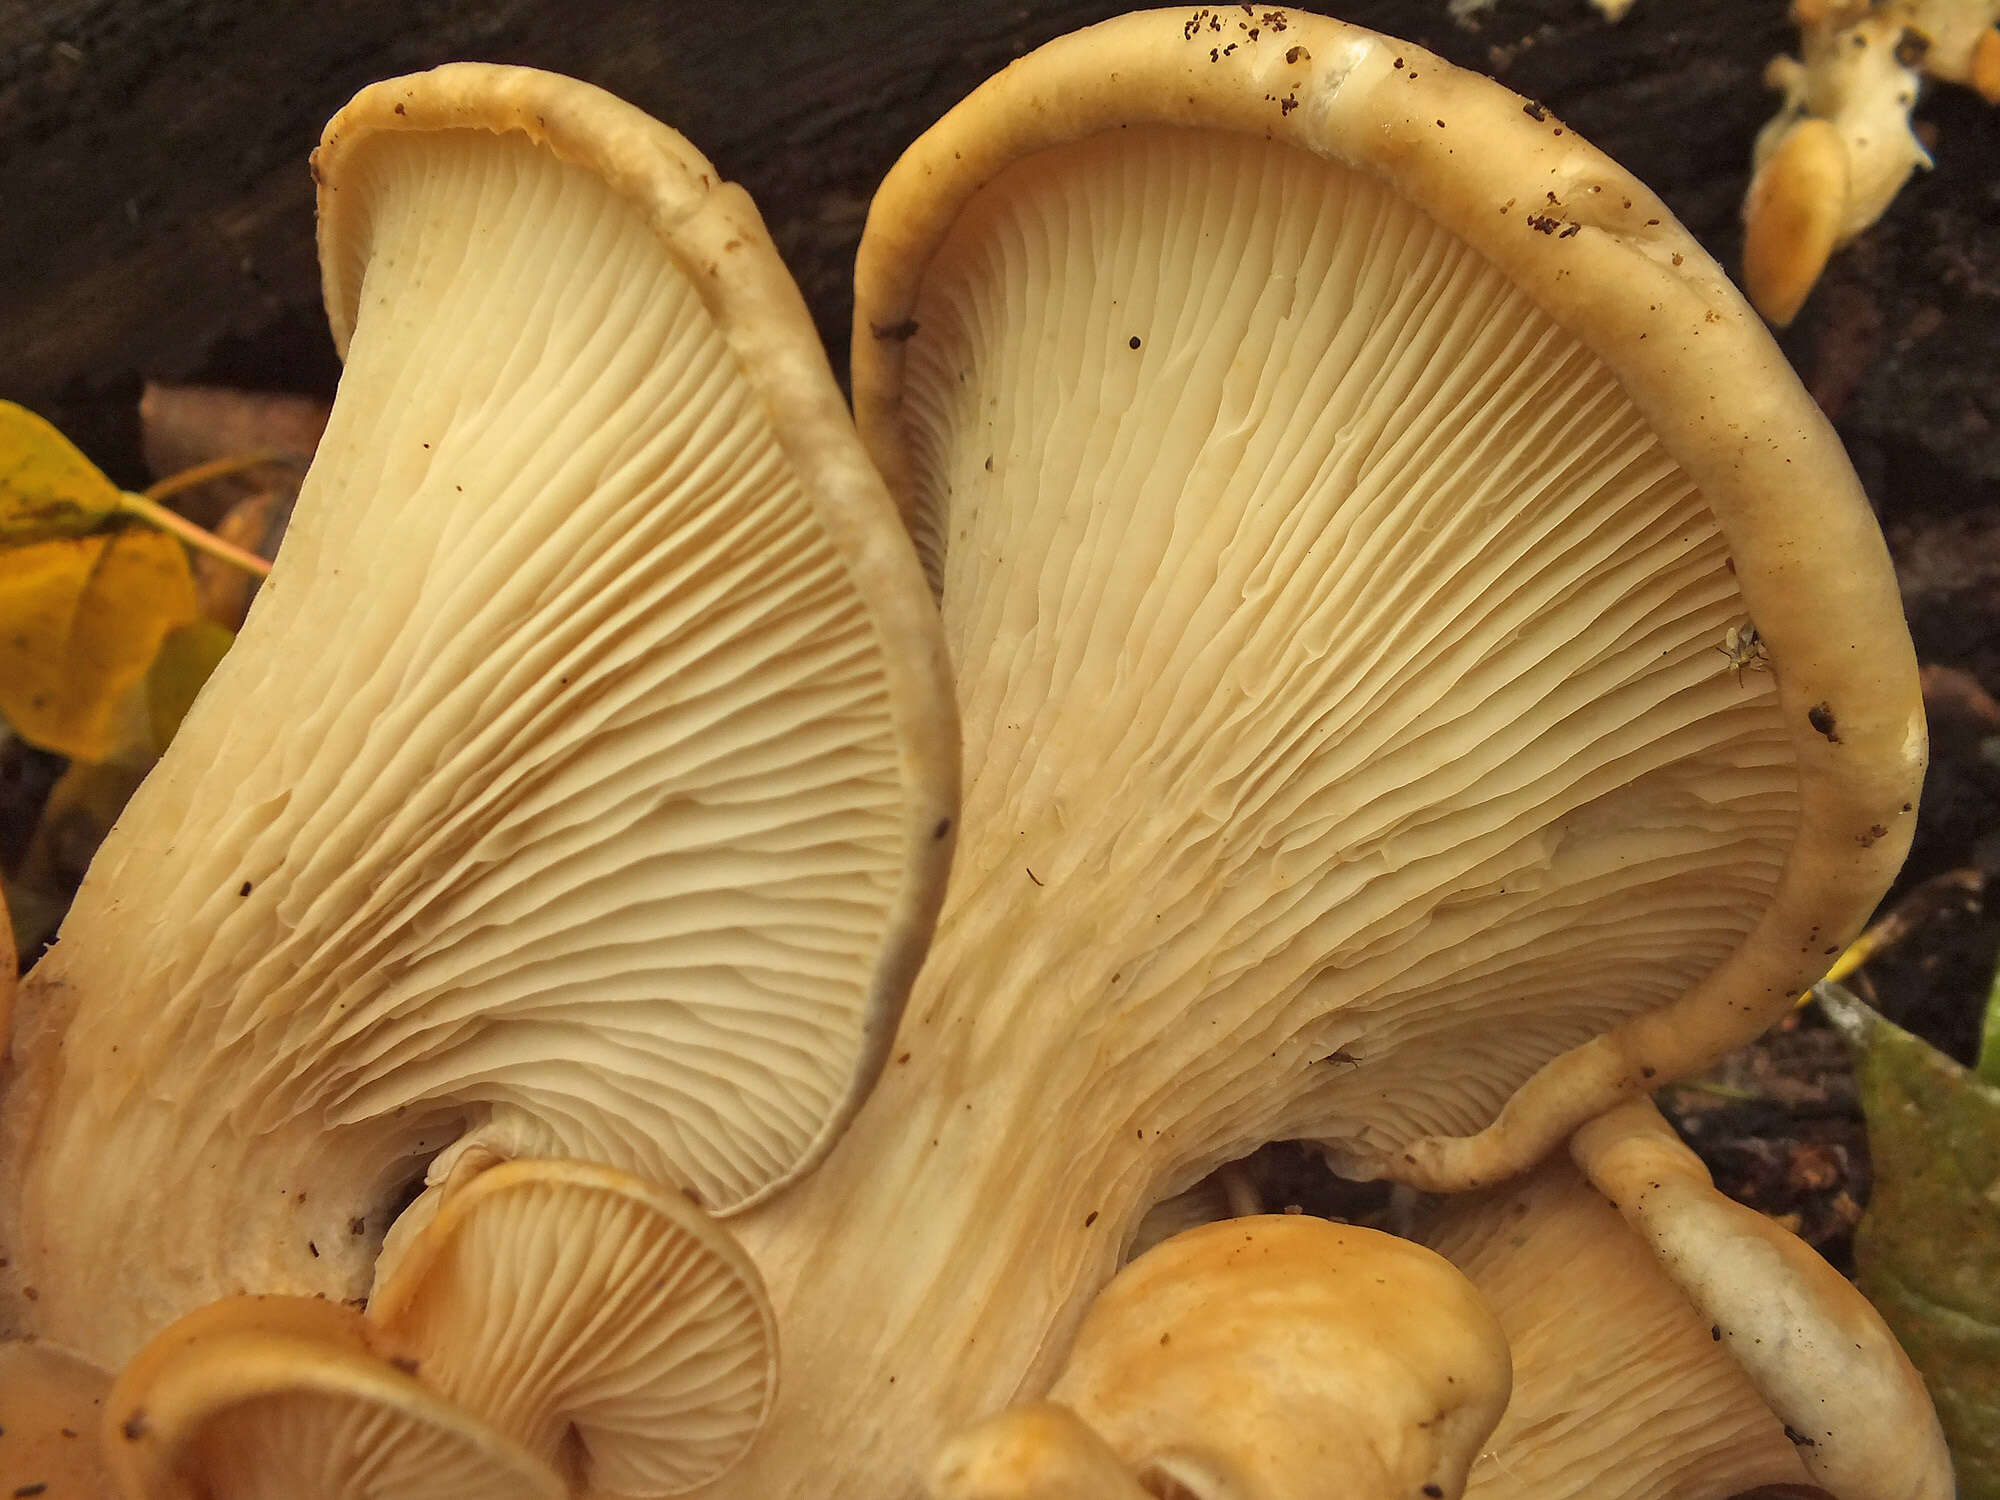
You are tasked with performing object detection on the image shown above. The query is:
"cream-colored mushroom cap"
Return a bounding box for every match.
[1043,1216,1510,1500]
[849,5,1920,1198]
[721,13,1920,1494]
[1423,1148,1823,1497]
[367,1157,775,1495]
[1568,1100,1950,1499]
[0,61,956,1365]
[1743,8,1933,323]
[103,1297,564,1500]
[0,1339,116,1499]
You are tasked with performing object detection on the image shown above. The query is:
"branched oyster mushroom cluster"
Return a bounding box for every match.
[1744,0,2000,323]
[0,9,1953,1500]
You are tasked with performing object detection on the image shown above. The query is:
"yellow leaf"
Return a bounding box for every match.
[146,618,235,753]
[0,401,125,543]
[0,528,199,760]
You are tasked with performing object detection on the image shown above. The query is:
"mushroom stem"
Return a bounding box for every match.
[3,1097,451,1357]
[732,966,1165,1452]
[727,886,1359,1492]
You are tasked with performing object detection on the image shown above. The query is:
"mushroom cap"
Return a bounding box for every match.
[1743,118,1849,325]
[3,62,956,1361]
[1422,1150,1821,1497]
[1045,1215,1511,1500]
[1762,11,1932,238]
[1568,1100,1951,1500]
[0,1338,116,1500]
[928,1403,1153,1500]
[104,1296,564,1500]
[366,1157,775,1496]
[848,7,1922,1193]
[1418,1103,1951,1498]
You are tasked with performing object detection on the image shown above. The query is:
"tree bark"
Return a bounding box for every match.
[4,1,1994,495]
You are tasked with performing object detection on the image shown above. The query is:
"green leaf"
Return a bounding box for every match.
[0,400,125,543]
[146,618,235,753]
[0,528,200,760]
[1821,984,2000,1496]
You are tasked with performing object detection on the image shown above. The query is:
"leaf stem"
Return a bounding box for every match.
[116,492,272,578]
[141,450,300,505]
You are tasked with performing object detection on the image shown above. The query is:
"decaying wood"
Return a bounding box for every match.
[3,0,1995,511]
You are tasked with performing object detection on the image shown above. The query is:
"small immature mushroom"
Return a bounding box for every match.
[724,12,1921,1492]
[929,1404,1153,1500]
[1743,118,1850,327]
[1042,1216,1511,1500]
[1418,1099,1949,1499]
[0,62,956,1367]
[103,1297,563,1500]
[1568,1100,1950,1499]
[1746,9,1929,324]
[365,1157,776,1496]
[1744,0,2000,323]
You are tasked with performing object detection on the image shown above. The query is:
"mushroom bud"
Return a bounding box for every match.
[365,1157,776,1495]
[1044,1216,1512,1500]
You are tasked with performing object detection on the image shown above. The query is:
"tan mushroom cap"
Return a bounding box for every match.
[367,1157,776,1496]
[0,1339,116,1500]
[103,1296,563,1500]
[720,13,1919,1493]
[929,1404,1154,1500]
[1743,118,1849,326]
[2,61,956,1365]
[849,6,1921,1197]
[1040,1216,1510,1500]
[1421,1149,1822,1497]
[1568,1100,1950,1500]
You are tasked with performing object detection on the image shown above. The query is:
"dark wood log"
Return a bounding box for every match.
[2,0,1994,521]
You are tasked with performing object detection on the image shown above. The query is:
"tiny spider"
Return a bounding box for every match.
[1716,622,1771,685]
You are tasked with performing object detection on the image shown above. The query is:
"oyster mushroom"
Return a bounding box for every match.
[930,1405,1153,1500]
[365,1157,776,1495]
[1421,1099,1951,1500]
[103,1296,565,1500]
[722,10,1922,1493]
[0,60,957,1372]
[0,1338,116,1500]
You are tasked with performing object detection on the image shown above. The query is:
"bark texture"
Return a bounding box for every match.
[3,0,1995,519]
